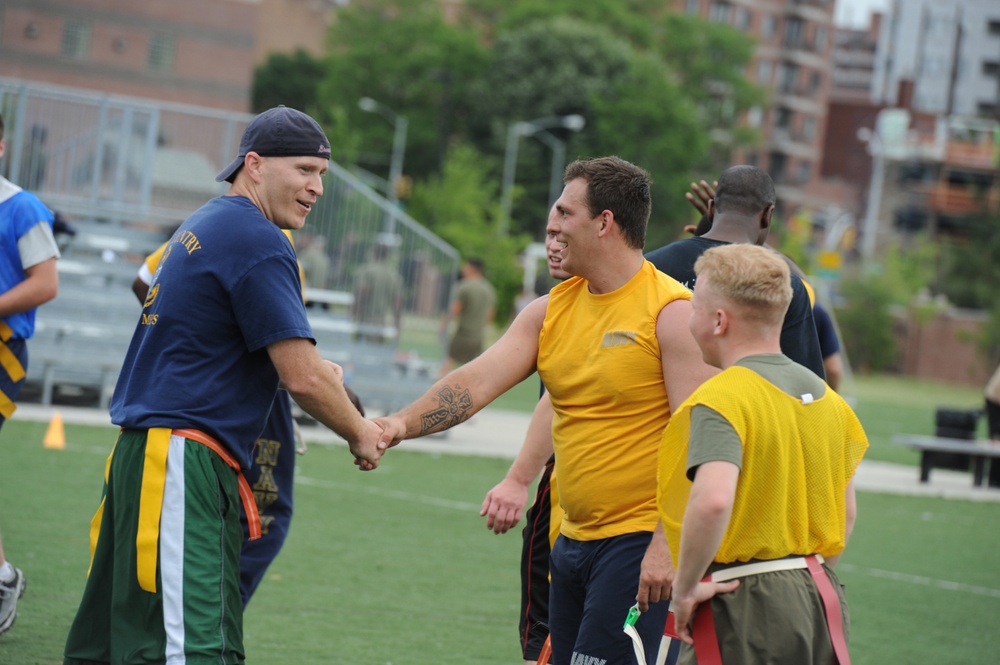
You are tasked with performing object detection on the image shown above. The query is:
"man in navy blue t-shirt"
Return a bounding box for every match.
[65,106,385,665]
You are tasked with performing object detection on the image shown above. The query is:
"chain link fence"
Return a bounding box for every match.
[1,77,457,409]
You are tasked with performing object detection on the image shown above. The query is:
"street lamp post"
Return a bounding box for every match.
[499,114,586,234]
[359,97,408,234]
[857,126,884,265]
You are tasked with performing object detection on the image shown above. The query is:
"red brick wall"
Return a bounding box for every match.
[895,309,992,387]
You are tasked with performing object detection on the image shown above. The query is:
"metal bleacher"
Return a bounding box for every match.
[2,77,458,413]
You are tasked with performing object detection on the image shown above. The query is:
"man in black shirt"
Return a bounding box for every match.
[645,165,825,379]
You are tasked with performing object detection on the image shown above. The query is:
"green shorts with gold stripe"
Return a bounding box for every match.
[64,428,246,665]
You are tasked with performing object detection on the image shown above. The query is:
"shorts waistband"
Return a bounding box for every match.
[708,555,825,583]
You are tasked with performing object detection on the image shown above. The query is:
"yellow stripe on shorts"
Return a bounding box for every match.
[136,427,171,593]
[87,438,119,576]
[0,390,16,420]
[0,339,26,383]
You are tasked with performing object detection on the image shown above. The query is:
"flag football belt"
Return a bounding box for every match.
[625,554,850,665]
[135,427,261,593]
[0,321,25,419]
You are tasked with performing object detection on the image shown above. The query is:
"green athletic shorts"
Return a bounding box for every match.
[64,429,246,665]
[678,564,850,665]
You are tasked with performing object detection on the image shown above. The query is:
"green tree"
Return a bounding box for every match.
[407,141,527,319]
[655,13,764,165]
[468,16,718,244]
[835,235,940,374]
[587,50,710,249]
[934,208,1000,358]
[251,49,325,114]
[465,17,634,237]
[315,0,488,179]
[835,274,898,373]
[465,0,668,47]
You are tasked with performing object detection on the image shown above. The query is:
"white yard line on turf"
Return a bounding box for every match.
[296,474,480,512]
[837,563,1000,598]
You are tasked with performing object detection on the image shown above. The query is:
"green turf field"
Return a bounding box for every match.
[0,373,997,664]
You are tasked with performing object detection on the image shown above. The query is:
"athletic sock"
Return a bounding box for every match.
[0,562,14,583]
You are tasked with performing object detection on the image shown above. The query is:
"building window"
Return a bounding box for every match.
[815,26,827,51]
[802,115,816,141]
[797,161,812,184]
[685,0,700,14]
[809,71,822,94]
[148,33,175,72]
[775,107,793,130]
[61,19,90,59]
[746,106,763,128]
[784,18,804,48]
[989,21,1000,36]
[756,59,773,84]
[769,152,787,181]
[777,62,799,94]
[983,61,999,77]
[709,2,731,24]
[762,15,776,39]
[734,7,750,30]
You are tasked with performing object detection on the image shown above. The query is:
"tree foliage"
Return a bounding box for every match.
[316,0,488,177]
[406,141,527,318]
[253,0,763,278]
[934,208,1000,357]
[251,49,325,114]
[587,51,710,249]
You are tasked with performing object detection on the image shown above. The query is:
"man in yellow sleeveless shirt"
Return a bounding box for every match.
[377,156,715,664]
[659,244,868,665]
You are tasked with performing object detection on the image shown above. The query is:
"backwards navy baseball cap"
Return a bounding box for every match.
[215,105,332,183]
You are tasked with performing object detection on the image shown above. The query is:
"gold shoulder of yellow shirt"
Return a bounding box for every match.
[284,230,307,301]
[801,277,816,308]
[146,241,169,273]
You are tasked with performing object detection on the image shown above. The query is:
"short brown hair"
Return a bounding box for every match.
[563,156,651,249]
[694,244,792,326]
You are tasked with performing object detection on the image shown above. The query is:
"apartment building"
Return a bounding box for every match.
[872,0,1000,118]
[679,0,836,216]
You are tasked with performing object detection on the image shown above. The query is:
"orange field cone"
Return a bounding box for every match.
[43,411,66,450]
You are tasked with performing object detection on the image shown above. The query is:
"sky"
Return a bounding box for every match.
[834,0,891,28]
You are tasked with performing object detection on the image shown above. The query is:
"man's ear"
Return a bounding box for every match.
[596,210,615,238]
[760,204,774,230]
[244,152,265,183]
[714,308,728,337]
[707,198,716,225]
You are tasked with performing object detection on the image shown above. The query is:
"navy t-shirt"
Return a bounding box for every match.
[110,196,314,468]
[645,236,826,380]
[812,302,841,359]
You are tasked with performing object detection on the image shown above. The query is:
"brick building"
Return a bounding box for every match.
[678,0,836,217]
[0,0,338,112]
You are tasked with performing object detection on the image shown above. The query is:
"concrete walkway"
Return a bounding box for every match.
[12,402,1000,503]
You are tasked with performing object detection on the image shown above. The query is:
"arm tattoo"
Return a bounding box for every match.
[419,384,474,434]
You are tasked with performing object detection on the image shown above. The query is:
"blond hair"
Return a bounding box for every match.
[693,244,792,326]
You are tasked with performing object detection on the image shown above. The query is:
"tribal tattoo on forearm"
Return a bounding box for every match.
[419,384,474,434]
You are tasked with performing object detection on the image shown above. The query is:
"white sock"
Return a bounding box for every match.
[0,561,14,583]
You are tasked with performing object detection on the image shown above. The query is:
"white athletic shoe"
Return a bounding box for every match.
[0,566,26,636]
